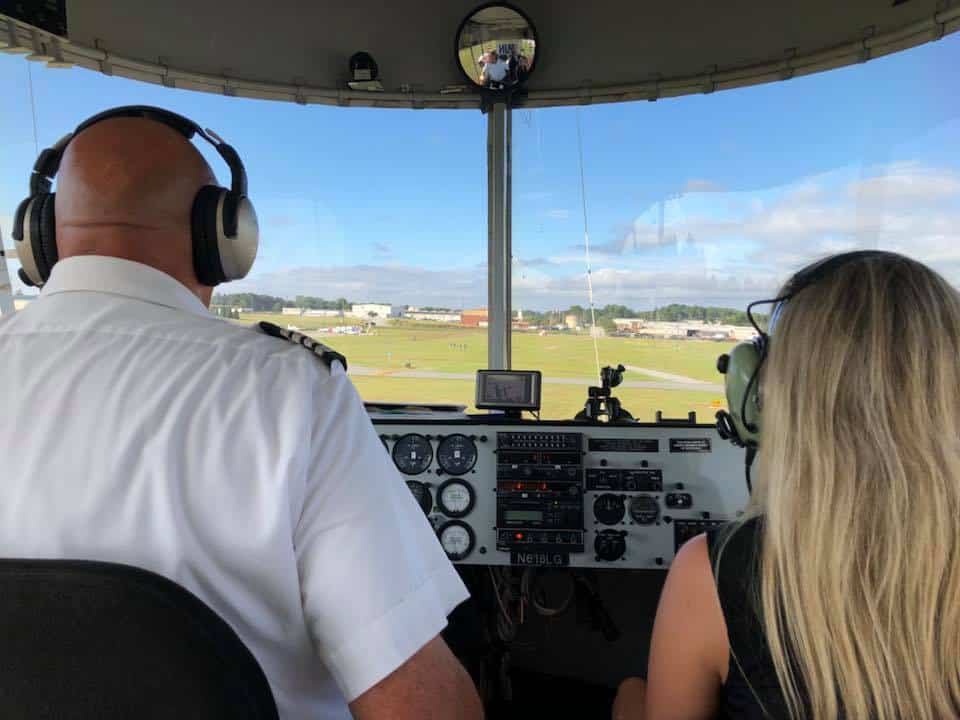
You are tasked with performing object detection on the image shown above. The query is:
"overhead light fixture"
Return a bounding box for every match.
[1,19,29,53]
[26,29,54,62]
[347,51,384,91]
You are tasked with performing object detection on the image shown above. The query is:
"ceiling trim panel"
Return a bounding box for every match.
[1,5,958,110]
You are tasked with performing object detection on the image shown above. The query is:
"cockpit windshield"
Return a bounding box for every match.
[512,35,960,419]
[2,32,958,420]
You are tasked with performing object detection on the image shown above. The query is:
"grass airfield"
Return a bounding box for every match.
[239,313,734,422]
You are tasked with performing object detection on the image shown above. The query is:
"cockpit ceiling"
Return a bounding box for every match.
[3,1,959,109]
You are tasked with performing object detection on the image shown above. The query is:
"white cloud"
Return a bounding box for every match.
[848,163,960,206]
[733,165,960,280]
[528,162,960,308]
[230,263,487,308]
[602,163,960,286]
[512,265,781,306]
[15,162,953,313]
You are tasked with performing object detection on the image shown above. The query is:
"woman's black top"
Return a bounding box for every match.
[706,518,797,720]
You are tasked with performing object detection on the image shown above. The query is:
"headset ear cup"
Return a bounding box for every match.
[219,194,258,281]
[12,196,42,287]
[28,193,57,284]
[39,192,59,277]
[12,196,30,242]
[191,185,227,286]
[722,340,763,448]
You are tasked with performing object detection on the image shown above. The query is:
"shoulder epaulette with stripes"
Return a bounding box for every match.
[257,321,348,371]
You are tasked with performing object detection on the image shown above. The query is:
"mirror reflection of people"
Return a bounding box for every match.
[613,252,960,719]
[477,50,508,86]
[516,54,530,84]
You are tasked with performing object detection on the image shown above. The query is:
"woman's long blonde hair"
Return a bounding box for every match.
[745,252,960,719]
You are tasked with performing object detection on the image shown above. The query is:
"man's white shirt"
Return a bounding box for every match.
[0,256,469,718]
[483,60,508,82]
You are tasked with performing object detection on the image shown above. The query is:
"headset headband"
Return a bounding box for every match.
[29,105,248,198]
[763,250,893,337]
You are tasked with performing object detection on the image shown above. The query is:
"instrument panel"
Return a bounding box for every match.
[375,418,749,571]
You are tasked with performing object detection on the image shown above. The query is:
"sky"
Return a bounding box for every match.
[1,33,959,311]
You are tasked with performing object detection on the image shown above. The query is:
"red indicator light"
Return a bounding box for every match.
[515,532,525,540]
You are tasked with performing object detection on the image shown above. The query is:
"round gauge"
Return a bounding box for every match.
[436,479,475,518]
[406,481,433,516]
[391,433,433,475]
[594,529,627,562]
[594,493,626,525]
[437,520,475,561]
[629,494,660,525]
[436,434,478,475]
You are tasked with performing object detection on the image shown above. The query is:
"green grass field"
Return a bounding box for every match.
[239,313,733,421]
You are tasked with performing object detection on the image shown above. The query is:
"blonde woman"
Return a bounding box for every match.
[614,251,960,719]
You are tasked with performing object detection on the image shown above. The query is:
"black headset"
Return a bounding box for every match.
[716,250,896,451]
[11,105,259,288]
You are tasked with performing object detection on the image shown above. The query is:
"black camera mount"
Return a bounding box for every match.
[575,364,635,423]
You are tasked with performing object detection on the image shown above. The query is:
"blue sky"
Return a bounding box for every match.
[2,33,959,310]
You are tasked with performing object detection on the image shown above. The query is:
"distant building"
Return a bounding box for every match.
[729,326,758,341]
[350,303,401,319]
[404,309,461,323]
[564,314,579,330]
[461,308,488,327]
[283,307,345,317]
[612,318,757,341]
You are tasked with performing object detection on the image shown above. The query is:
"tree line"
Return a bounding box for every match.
[519,303,756,329]
[212,293,350,313]
[212,294,757,328]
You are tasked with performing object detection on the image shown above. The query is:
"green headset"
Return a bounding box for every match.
[716,250,894,452]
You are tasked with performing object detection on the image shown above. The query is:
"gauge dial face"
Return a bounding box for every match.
[438,521,475,561]
[593,493,626,525]
[437,479,475,518]
[594,529,626,561]
[406,481,433,515]
[629,494,659,525]
[436,434,478,475]
[391,433,433,475]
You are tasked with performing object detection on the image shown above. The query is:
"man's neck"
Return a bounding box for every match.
[59,246,210,307]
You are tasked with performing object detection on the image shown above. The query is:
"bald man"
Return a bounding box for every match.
[0,111,482,720]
